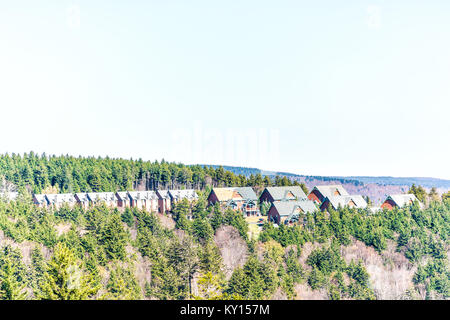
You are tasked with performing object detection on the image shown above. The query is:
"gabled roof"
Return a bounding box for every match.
[212,187,258,202]
[168,189,198,200]
[325,195,367,209]
[156,190,170,199]
[87,192,116,202]
[385,194,422,208]
[311,185,349,198]
[115,192,129,201]
[148,191,158,200]
[127,191,146,200]
[33,194,47,204]
[128,191,158,201]
[272,199,317,217]
[212,188,234,201]
[262,186,307,201]
[45,193,76,204]
[75,193,89,202]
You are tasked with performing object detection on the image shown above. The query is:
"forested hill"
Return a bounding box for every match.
[203,165,364,185]
[0,175,449,301]
[0,153,306,195]
[342,176,450,189]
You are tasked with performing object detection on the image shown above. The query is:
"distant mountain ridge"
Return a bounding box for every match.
[200,164,450,205]
[339,176,450,189]
[202,164,450,188]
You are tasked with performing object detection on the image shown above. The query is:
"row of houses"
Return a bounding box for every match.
[1,185,423,226]
[206,185,422,225]
[31,189,198,214]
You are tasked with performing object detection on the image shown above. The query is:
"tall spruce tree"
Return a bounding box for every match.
[37,243,100,300]
[0,257,28,300]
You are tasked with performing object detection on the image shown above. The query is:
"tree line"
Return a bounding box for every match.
[0,152,308,195]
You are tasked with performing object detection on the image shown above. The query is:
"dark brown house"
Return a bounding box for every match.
[115,192,131,208]
[156,190,171,214]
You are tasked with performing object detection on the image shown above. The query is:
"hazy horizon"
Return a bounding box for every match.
[1,1,449,179]
[1,149,449,182]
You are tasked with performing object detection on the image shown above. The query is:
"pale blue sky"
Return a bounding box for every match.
[0,1,449,179]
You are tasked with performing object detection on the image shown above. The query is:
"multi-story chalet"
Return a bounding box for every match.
[207,187,259,216]
[308,185,349,205]
[74,193,90,209]
[259,186,307,204]
[168,189,198,205]
[156,190,171,214]
[267,199,317,225]
[87,192,117,207]
[33,194,48,207]
[381,194,422,210]
[319,195,367,211]
[45,193,77,209]
[116,192,131,208]
[128,191,158,212]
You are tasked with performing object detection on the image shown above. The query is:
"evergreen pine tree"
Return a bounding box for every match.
[0,257,28,300]
[37,243,100,300]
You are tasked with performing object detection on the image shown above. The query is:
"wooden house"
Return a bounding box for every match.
[207,187,259,216]
[87,192,117,207]
[33,194,48,207]
[128,191,145,210]
[116,192,131,208]
[45,193,77,209]
[128,191,159,212]
[381,194,422,210]
[156,190,171,214]
[308,185,349,205]
[319,195,367,211]
[74,193,90,209]
[168,189,198,205]
[147,191,159,212]
[267,199,317,225]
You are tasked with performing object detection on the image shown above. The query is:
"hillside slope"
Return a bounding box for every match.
[1,193,448,300]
